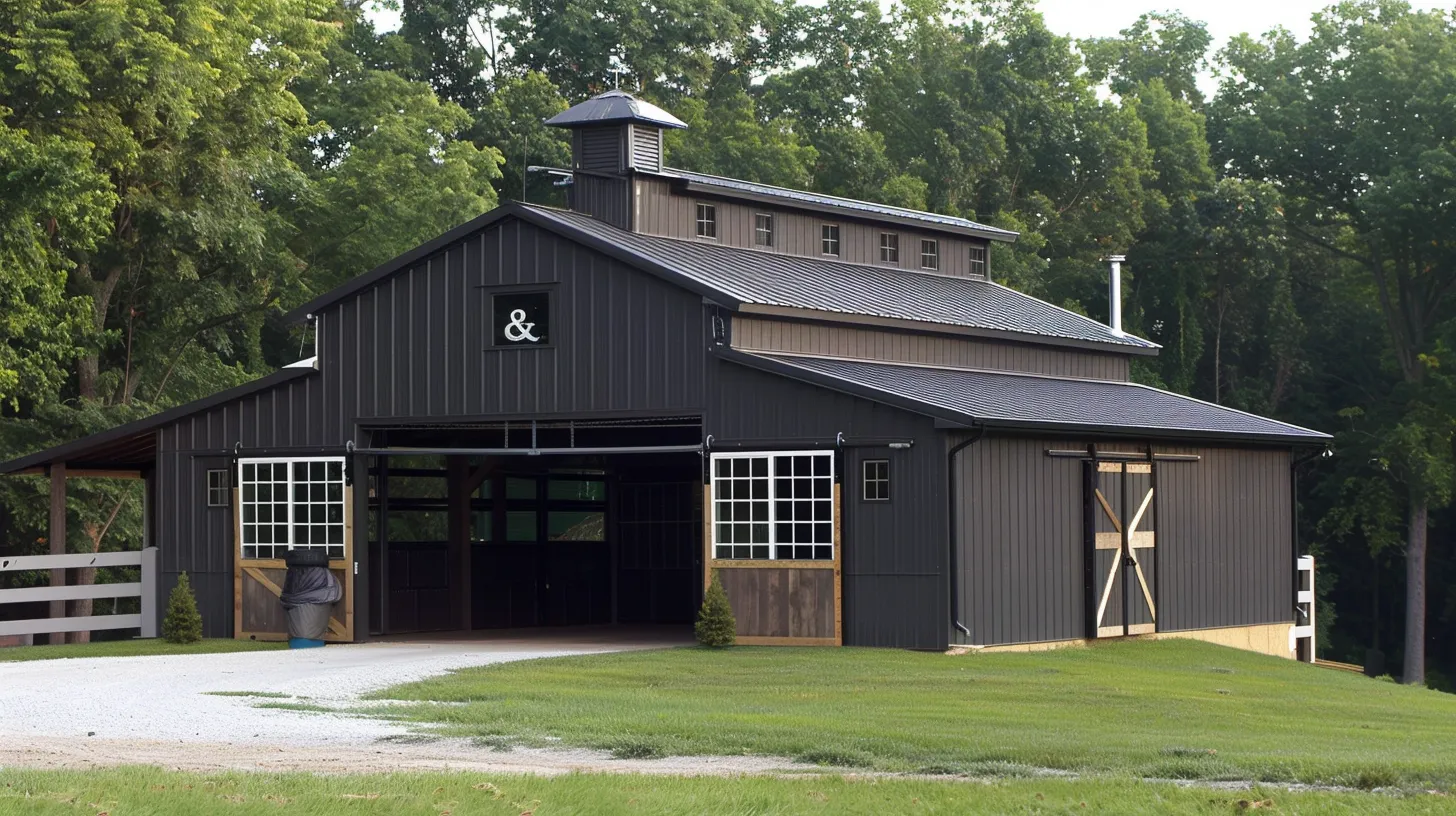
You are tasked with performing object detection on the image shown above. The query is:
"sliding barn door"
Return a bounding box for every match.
[1086,459,1157,638]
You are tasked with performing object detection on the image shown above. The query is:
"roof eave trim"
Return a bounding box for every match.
[735,304,1161,357]
[284,203,748,323]
[0,367,318,475]
[671,178,1019,243]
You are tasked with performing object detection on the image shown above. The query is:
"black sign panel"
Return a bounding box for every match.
[492,292,550,346]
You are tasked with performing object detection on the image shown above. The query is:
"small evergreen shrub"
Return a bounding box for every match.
[694,571,736,647]
[162,571,204,644]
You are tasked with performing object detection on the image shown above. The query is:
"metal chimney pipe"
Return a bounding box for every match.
[1103,255,1126,334]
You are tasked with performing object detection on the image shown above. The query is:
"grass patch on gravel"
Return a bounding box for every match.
[252,701,335,714]
[2,766,1450,815]
[202,691,294,699]
[369,639,1456,788]
[0,638,284,662]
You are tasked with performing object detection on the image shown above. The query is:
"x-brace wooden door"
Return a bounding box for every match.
[1085,459,1157,637]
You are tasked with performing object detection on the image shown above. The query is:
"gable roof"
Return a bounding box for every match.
[663,168,1020,242]
[524,206,1156,354]
[285,202,1155,355]
[0,366,316,475]
[726,351,1328,444]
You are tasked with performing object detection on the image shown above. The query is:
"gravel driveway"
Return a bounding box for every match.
[0,638,812,775]
[0,642,604,746]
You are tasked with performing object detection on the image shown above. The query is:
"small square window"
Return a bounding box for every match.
[863,460,889,502]
[969,244,988,278]
[879,233,899,263]
[207,470,229,507]
[920,239,939,270]
[754,213,774,247]
[696,203,717,239]
[492,291,550,346]
[821,224,840,256]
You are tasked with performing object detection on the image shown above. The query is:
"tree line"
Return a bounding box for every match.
[1,0,1451,684]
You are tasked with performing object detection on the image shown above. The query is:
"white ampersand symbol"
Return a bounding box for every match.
[504,308,540,342]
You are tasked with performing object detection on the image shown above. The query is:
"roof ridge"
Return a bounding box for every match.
[661,166,1020,239]
[528,205,1159,351]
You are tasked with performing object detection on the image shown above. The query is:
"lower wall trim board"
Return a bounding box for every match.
[736,636,839,647]
[949,622,1298,659]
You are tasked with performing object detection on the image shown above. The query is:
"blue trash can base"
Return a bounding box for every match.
[289,637,326,649]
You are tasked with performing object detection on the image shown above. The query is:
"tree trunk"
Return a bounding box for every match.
[1403,497,1427,685]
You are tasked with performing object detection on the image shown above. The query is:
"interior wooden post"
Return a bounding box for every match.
[47,463,66,644]
[447,455,472,631]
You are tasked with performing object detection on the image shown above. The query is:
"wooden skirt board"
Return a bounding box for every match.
[234,562,351,641]
[716,566,837,639]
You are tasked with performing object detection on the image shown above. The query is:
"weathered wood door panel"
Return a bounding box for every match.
[1087,460,1157,638]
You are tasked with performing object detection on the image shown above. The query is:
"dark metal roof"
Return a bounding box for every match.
[729,351,1330,443]
[665,168,1020,242]
[544,90,687,130]
[523,205,1157,353]
[284,201,1152,353]
[0,366,317,474]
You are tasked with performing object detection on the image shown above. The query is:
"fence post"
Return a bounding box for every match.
[139,547,159,638]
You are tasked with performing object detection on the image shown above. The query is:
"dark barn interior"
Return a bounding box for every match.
[365,418,703,637]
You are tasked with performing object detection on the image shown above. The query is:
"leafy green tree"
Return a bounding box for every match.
[288,7,503,295]
[1082,11,1213,106]
[0,121,110,408]
[667,90,817,187]
[1213,0,1456,684]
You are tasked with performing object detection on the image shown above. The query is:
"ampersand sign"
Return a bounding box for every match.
[503,308,540,343]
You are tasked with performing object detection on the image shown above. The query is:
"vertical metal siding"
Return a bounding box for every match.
[634,177,992,278]
[1158,446,1294,631]
[710,360,948,649]
[948,435,1295,647]
[731,317,1131,381]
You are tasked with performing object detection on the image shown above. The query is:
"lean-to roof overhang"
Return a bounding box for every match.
[722,349,1330,445]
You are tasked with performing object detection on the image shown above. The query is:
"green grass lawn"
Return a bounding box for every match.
[370,639,1456,788]
[0,637,285,661]
[2,767,1451,815]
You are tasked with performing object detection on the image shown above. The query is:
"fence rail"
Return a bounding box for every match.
[0,547,157,639]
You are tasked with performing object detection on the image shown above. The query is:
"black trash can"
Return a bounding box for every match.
[281,548,342,648]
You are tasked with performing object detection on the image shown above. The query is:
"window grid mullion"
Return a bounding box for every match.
[767,454,778,560]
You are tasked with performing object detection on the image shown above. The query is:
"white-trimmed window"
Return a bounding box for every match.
[754,213,774,246]
[920,239,939,270]
[821,224,840,256]
[238,458,345,560]
[207,469,229,507]
[695,203,717,239]
[863,459,890,502]
[879,233,899,263]
[712,451,834,561]
[969,244,988,278]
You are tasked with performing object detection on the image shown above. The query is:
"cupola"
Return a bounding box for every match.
[546,90,687,175]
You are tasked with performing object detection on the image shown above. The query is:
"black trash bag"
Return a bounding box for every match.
[280,549,342,641]
[280,563,342,609]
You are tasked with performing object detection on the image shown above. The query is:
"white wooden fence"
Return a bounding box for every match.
[1290,555,1315,662]
[0,548,158,638]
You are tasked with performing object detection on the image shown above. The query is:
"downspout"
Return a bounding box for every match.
[947,426,986,639]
